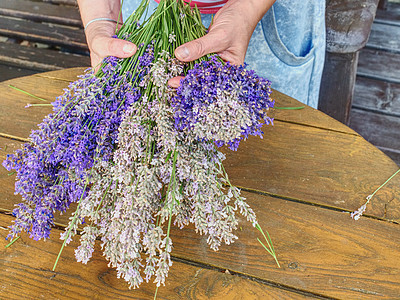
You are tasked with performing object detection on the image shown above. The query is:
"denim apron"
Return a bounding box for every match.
[122,1,326,108]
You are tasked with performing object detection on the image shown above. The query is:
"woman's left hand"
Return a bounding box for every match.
[169,0,275,88]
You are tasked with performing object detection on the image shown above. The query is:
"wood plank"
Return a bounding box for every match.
[0,42,90,72]
[169,191,400,299]
[0,63,37,82]
[2,190,400,299]
[0,15,88,52]
[378,146,400,167]
[272,89,356,135]
[353,76,400,116]
[0,138,23,214]
[375,2,400,25]
[37,67,88,82]
[0,214,311,300]
[223,121,400,221]
[357,48,400,84]
[349,108,400,153]
[0,0,82,27]
[0,79,65,139]
[42,0,78,6]
[366,22,400,54]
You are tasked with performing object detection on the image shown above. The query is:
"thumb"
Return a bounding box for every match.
[92,37,137,59]
[175,33,226,62]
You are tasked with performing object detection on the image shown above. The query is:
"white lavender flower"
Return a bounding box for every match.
[351,203,367,220]
[168,33,176,43]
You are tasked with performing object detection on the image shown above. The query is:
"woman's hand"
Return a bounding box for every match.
[169,0,275,88]
[77,0,137,71]
[85,21,137,71]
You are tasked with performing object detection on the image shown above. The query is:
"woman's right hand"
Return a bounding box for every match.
[84,20,137,71]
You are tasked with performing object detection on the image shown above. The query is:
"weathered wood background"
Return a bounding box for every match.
[350,1,400,166]
[0,0,89,81]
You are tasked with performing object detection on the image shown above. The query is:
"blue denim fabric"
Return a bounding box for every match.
[122,1,325,108]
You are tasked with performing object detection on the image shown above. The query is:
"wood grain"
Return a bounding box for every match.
[318,51,359,124]
[0,0,82,27]
[0,63,37,82]
[378,146,400,167]
[367,22,400,54]
[2,191,400,299]
[353,76,400,116]
[0,42,90,72]
[0,214,314,300]
[349,108,400,153]
[223,121,400,221]
[357,48,400,84]
[375,2,400,24]
[169,191,400,299]
[351,76,400,166]
[0,15,88,52]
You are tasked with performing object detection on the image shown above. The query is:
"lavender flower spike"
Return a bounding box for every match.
[350,203,367,220]
[351,194,372,220]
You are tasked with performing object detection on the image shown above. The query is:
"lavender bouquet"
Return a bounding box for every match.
[3,0,277,289]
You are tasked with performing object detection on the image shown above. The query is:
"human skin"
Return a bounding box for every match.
[78,0,275,78]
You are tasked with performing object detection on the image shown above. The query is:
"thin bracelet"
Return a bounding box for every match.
[84,17,118,32]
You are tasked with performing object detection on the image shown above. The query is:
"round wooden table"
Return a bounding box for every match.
[1,69,400,299]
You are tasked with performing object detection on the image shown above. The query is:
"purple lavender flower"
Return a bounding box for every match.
[171,55,274,151]
[2,55,149,241]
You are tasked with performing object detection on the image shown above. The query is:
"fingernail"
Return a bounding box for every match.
[123,43,135,54]
[176,46,190,60]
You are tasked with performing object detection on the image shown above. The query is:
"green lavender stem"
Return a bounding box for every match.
[8,85,49,102]
[5,236,20,248]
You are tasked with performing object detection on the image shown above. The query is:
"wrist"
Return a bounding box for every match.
[84,18,118,32]
[84,21,117,52]
[223,0,274,23]
[77,0,122,28]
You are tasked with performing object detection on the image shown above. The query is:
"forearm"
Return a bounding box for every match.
[221,0,275,33]
[247,0,276,21]
[77,0,122,27]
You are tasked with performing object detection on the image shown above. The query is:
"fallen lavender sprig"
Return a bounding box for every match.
[351,168,400,220]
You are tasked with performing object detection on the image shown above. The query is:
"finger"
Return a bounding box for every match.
[174,32,228,62]
[90,52,103,72]
[92,36,137,59]
[218,50,245,66]
[168,76,184,88]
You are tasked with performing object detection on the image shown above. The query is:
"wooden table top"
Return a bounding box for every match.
[1,68,400,299]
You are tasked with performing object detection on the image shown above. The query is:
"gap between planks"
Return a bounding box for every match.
[235,185,400,225]
[274,119,359,137]
[0,212,331,300]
